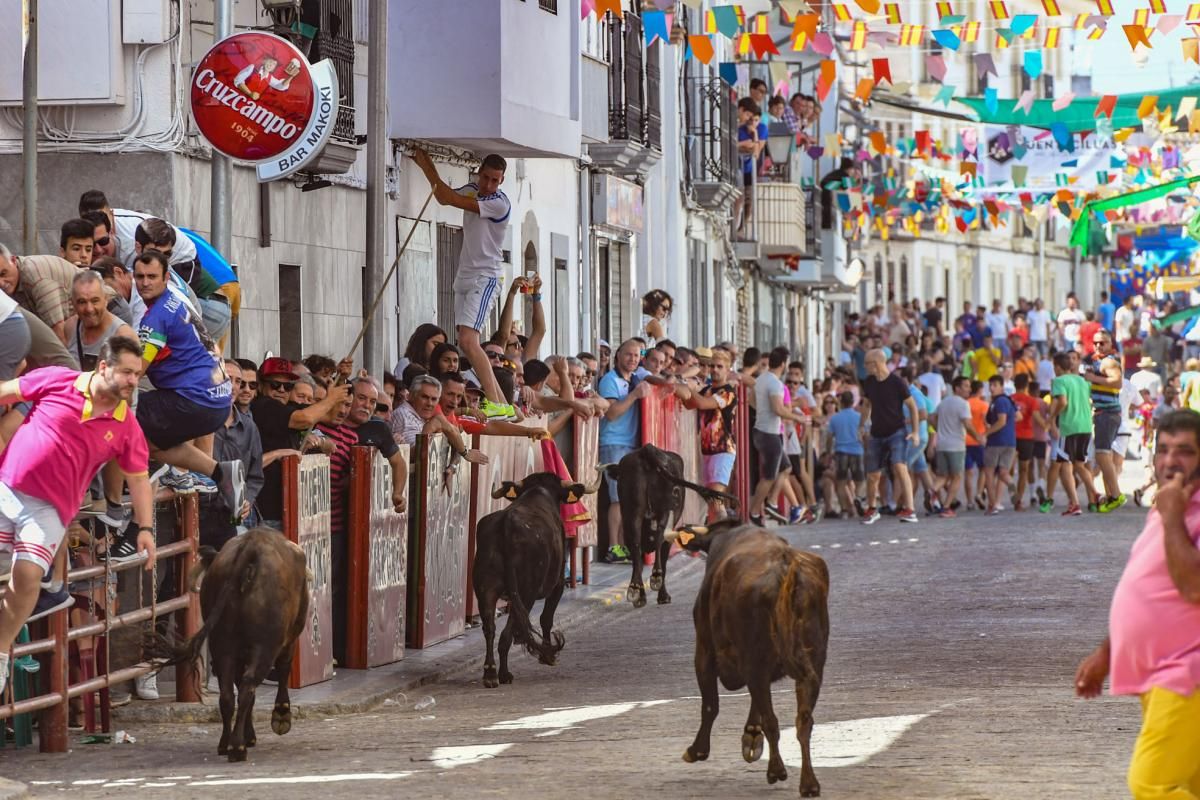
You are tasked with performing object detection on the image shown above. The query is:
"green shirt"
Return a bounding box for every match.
[1051,373,1092,437]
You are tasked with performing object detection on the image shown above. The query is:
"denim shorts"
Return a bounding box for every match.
[599,443,636,503]
[965,445,985,471]
[907,442,929,474]
[703,452,735,487]
[865,429,909,474]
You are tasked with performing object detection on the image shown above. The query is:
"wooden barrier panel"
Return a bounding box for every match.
[346,446,408,669]
[283,454,334,688]
[733,382,751,522]
[407,433,471,648]
[642,387,707,526]
[572,415,600,549]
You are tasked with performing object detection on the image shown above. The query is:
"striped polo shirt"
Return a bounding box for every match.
[13,255,77,328]
[316,421,359,535]
[1089,355,1121,411]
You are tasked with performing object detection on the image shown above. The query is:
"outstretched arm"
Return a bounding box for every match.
[411,148,480,213]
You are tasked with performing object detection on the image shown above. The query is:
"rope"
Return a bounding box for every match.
[342,189,437,364]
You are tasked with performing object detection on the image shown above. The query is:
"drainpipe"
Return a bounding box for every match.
[22,0,37,254]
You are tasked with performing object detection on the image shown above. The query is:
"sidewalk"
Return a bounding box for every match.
[114,554,705,725]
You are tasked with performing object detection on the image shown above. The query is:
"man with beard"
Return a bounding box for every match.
[0,336,158,697]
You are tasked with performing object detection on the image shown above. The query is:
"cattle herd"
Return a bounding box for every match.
[159,444,832,796]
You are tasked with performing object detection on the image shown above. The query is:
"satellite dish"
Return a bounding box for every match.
[845,257,865,288]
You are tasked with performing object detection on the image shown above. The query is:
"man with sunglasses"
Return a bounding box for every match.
[1084,330,1128,512]
[82,211,118,264]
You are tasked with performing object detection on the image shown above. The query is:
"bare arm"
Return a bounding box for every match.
[263,448,302,468]
[387,450,408,513]
[769,393,805,423]
[1158,476,1200,604]
[412,148,481,214]
[547,411,573,438]
[493,278,525,349]
[904,396,921,442]
[985,412,1008,436]
[0,378,24,406]
[288,383,350,429]
[525,287,546,361]
[126,471,158,570]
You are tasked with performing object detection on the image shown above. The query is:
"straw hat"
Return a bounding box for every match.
[1136,356,1156,368]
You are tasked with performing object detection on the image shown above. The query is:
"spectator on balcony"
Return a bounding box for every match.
[345,376,407,513]
[302,354,339,385]
[89,256,134,326]
[65,270,135,372]
[411,148,517,420]
[429,342,462,380]
[599,339,653,563]
[735,98,766,239]
[59,218,96,267]
[749,77,769,110]
[438,371,547,441]
[819,157,862,231]
[781,93,802,134]
[641,290,673,349]
[0,245,83,346]
[394,323,447,377]
[597,339,612,377]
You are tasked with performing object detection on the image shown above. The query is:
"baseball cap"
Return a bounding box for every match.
[597,338,611,350]
[259,357,299,380]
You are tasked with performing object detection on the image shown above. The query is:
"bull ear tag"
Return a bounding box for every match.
[506,487,518,499]
[676,531,695,546]
[566,490,580,503]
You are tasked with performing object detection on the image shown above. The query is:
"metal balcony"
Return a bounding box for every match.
[585,11,663,178]
[684,74,740,211]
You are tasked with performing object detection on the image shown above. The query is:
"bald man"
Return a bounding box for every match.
[858,348,921,524]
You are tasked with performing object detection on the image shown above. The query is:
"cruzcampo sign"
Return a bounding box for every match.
[190,31,339,182]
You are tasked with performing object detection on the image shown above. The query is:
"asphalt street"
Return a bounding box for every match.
[3,496,1148,799]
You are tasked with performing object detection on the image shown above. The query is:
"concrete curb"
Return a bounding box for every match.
[112,555,705,725]
[0,779,28,800]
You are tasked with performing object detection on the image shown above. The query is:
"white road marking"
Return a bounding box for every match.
[143,783,178,788]
[888,539,900,544]
[187,773,412,786]
[428,743,514,769]
[482,700,672,733]
[908,537,919,542]
[779,713,930,768]
[869,541,881,546]
[28,782,63,786]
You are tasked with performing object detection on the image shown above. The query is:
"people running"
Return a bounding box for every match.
[1045,351,1100,516]
[1084,329,1127,512]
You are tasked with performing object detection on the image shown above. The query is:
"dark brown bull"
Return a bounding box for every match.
[601,444,737,608]
[668,519,830,797]
[153,529,309,761]
[474,471,601,688]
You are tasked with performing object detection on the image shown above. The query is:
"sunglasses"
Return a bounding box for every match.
[245,381,257,389]
[94,235,111,247]
[376,402,390,413]
[485,350,503,360]
[267,379,295,391]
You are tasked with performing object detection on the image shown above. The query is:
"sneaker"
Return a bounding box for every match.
[788,507,804,524]
[812,503,826,523]
[764,505,788,523]
[98,536,140,564]
[1036,486,1047,506]
[898,508,919,523]
[1039,499,1053,514]
[159,467,196,493]
[853,498,865,517]
[481,400,517,420]
[1062,504,1083,517]
[1133,488,1144,508]
[97,502,130,530]
[749,514,764,527]
[135,672,159,701]
[938,508,957,519]
[1087,501,1100,513]
[986,506,1001,516]
[108,689,133,707]
[861,507,881,525]
[190,472,219,495]
[949,500,962,511]
[801,509,816,525]
[216,460,246,516]
[27,587,74,623]
[1100,494,1127,513]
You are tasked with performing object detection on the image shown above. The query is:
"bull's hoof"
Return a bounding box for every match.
[271,706,292,736]
[499,671,513,685]
[627,585,646,608]
[538,653,557,666]
[741,730,764,763]
[217,741,229,756]
[682,747,708,763]
[657,591,671,605]
[482,669,499,688]
[649,573,663,591]
[766,762,788,784]
[800,780,821,797]
[228,745,248,763]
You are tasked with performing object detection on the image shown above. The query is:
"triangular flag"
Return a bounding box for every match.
[593,0,622,18]
[792,13,819,41]
[974,52,998,76]
[1137,95,1159,118]
[688,34,715,64]
[1184,37,1200,62]
[711,6,741,38]
[581,0,595,20]
[1012,165,1028,185]
[1178,96,1198,120]
[680,0,702,7]
[985,87,999,114]
[1095,94,1117,117]
[867,130,887,154]
[854,0,881,13]
[779,0,806,18]
[1052,91,1076,112]
[1123,23,1153,48]
[1015,89,1036,114]
[1042,0,1061,15]
[810,32,835,55]
[884,2,901,23]
[1011,14,1037,33]
[718,62,739,85]
[855,77,875,103]
[816,60,836,102]
[934,84,956,106]
[931,29,961,50]
[925,53,948,82]
[769,61,790,87]
[1023,50,1043,79]
[1050,122,1074,151]
[873,57,892,85]
[960,161,977,177]
[749,33,780,56]
[1158,14,1182,34]
[644,11,670,44]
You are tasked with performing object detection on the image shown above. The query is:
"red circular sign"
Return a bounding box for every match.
[190,32,315,162]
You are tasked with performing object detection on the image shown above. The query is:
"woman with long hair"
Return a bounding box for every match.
[640,289,673,348]
[395,323,447,376]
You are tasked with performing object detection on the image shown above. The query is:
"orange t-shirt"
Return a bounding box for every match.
[968,396,988,446]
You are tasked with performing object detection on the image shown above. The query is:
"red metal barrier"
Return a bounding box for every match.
[571,415,600,584]
[641,386,708,526]
[282,453,333,688]
[407,432,471,648]
[346,446,408,669]
[0,493,201,752]
[733,382,751,522]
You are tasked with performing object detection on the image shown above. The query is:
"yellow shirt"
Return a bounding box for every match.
[971,346,1000,382]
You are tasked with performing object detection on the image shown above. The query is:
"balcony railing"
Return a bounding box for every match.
[685,74,740,209]
[314,1,356,143]
[756,183,808,255]
[607,12,661,151]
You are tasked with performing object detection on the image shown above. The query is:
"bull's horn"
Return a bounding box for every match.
[492,480,523,500]
[581,469,606,495]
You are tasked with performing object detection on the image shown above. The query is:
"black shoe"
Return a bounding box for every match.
[98,536,140,564]
[853,498,865,517]
[922,493,933,514]
[749,514,765,527]
[28,587,74,623]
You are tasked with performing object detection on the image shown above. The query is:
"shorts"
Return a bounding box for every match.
[865,429,909,474]
[703,452,735,487]
[0,481,66,575]
[599,443,636,503]
[1016,439,1035,463]
[935,450,966,476]
[453,275,501,332]
[200,296,233,344]
[1112,432,1131,458]
[907,443,929,474]
[752,429,785,482]
[965,444,985,471]
[834,452,865,482]
[983,446,1017,471]
[1055,433,1091,463]
[1093,409,1121,453]
[136,389,231,450]
[1032,440,1047,460]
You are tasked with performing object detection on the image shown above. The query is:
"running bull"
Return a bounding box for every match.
[668,519,830,797]
[153,529,309,761]
[599,444,737,608]
[474,471,602,688]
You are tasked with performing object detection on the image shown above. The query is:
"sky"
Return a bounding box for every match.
[1085,0,1200,93]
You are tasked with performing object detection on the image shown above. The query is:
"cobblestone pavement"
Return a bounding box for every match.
[3,493,1150,799]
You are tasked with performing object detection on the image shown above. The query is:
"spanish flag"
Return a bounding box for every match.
[1095,0,1113,15]
[1022,22,1038,38]
[1044,26,1061,47]
[989,0,1009,19]
[1074,13,1090,28]
[1133,8,1149,26]
[832,3,852,21]
[936,1,954,19]
[884,2,901,23]
[1189,2,1200,21]
[1148,0,1166,13]
[746,14,769,34]
[1088,23,1105,38]
[1042,0,1061,16]
[995,32,1011,47]
[899,23,925,44]
[849,21,868,49]
[961,20,981,41]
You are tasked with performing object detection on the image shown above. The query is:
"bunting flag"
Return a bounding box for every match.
[926,53,948,81]
[687,34,714,64]
[1095,0,1113,15]
[961,21,981,41]
[1124,23,1153,48]
[873,56,893,84]
[1011,14,1037,33]
[745,13,769,34]
[1095,94,1117,117]
[709,6,742,37]
[1189,2,1200,20]
[854,0,881,14]
[989,0,1009,19]
[936,0,955,19]
[849,21,868,49]
[1133,8,1150,27]
[1148,0,1166,13]
[816,59,836,102]
[593,0,622,18]
[995,32,1011,47]
[1045,26,1062,47]
[1042,0,1061,15]
[832,3,852,21]
[1088,22,1107,39]
[1158,14,1182,33]
[884,2,901,23]
[932,28,961,50]
[1074,13,1091,28]
[899,24,925,44]
[1137,95,1159,118]
[749,33,780,56]
[974,52,998,75]
[791,31,810,50]
[1024,50,1043,78]
[1185,37,1200,62]
[792,13,819,41]
[855,77,875,102]
[643,11,669,44]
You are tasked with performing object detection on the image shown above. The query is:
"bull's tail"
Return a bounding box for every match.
[145,544,249,671]
[502,544,564,664]
[662,471,740,509]
[770,555,820,685]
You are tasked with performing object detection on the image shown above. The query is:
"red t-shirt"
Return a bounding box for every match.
[1011,391,1039,441]
[1079,320,1102,356]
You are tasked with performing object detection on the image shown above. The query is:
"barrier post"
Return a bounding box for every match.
[571,415,601,586]
[733,382,751,521]
[283,453,334,687]
[407,433,470,648]
[346,446,408,668]
[174,493,201,703]
[38,612,68,753]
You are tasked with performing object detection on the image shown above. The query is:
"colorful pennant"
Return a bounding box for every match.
[873,57,892,84]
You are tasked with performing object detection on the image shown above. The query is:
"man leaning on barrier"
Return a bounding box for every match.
[0,336,158,698]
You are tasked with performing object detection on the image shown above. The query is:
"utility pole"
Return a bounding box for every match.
[22,0,37,254]
[364,0,387,376]
[211,0,233,262]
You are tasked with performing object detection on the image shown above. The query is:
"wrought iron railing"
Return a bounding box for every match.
[314,0,356,142]
[685,74,739,186]
[606,12,661,151]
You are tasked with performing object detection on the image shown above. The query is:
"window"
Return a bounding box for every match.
[554,258,571,355]
[582,11,609,60]
[436,224,463,332]
[538,0,558,12]
[278,264,302,361]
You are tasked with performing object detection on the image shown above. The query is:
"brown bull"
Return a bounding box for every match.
[153,529,309,762]
[669,519,830,797]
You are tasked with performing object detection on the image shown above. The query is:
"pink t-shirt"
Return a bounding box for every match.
[0,367,149,526]
[1108,493,1200,696]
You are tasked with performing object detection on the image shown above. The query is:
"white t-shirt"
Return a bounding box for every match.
[113,208,198,269]
[1027,308,1051,342]
[0,288,17,324]
[985,312,1009,340]
[1058,308,1084,343]
[1130,369,1162,399]
[917,371,946,405]
[453,183,511,285]
[1117,379,1138,435]
[1036,359,1056,391]
[754,371,785,435]
[1114,305,1135,339]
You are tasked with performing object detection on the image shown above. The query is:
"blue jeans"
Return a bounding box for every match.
[598,443,636,502]
[865,429,909,474]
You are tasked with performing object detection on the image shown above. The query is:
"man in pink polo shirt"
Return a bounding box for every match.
[0,335,157,697]
[1076,408,1200,799]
